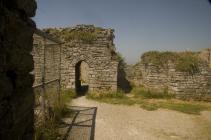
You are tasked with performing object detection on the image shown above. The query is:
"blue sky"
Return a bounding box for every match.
[34,0,211,64]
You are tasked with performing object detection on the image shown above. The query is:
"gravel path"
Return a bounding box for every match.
[62,96,211,140]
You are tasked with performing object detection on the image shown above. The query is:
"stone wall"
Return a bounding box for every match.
[32,33,60,85]
[127,50,211,101]
[0,0,36,139]
[33,25,118,92]
[59,25,118,91]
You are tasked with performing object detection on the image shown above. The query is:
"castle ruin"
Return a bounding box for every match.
[33,25,118,94]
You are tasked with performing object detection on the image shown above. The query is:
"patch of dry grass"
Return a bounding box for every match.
[87,87,211,115]
[35,89,76,140]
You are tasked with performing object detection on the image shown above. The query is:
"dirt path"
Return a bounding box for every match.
[62,96,211,140]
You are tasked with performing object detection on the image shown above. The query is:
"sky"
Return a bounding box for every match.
[34,0,211,64]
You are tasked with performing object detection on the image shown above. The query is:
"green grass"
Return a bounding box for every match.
[158,102,206,115]
[132,86,174,99]
[87,90,135,105]
[35,89,76,140]
[138,100,210,115]
[87,87,211,115]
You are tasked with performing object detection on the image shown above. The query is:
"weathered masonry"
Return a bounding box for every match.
[32,29,61,86]
[0,0,36,139]
[127,50,211,101]
[33,25,118,93]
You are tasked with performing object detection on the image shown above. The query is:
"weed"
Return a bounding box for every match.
[35,89,75,140]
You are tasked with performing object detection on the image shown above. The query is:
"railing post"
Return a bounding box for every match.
[41,37,46,118]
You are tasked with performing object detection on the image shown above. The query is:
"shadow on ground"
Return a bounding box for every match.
[60,106,97,140]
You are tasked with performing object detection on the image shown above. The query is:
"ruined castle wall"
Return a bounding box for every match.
[33,25,118,91]
[32,35,43,85]
[0,0,36,139]
[32,34,60,85]
[130,61,211,101]
[61,41,118,91]
[52,25,119,91]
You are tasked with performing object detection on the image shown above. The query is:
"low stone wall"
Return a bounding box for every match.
[0,0,36,139]
[127,50,211,101]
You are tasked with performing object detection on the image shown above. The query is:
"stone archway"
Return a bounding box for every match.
[46,25,119,92]
[75,60,90,95]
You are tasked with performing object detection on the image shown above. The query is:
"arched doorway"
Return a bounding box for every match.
[75,61,89,95]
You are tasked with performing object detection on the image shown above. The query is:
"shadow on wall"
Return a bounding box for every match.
[117,63,132,93]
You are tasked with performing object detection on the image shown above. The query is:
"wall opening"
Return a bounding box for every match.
[75,61,89,96]
[117,62,132,93]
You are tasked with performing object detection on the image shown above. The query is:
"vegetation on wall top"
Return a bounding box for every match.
[44,28,100,44]
[63,30,97,43]
[141,51,201,73]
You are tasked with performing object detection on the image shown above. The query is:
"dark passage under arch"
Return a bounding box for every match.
[75,61,89,96]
